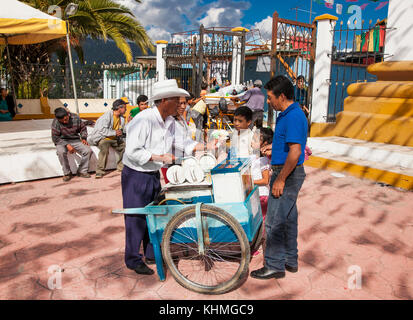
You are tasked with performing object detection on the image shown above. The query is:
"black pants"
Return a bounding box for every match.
[121,165,161,269]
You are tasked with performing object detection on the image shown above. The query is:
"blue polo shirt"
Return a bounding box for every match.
[272,102,308,165]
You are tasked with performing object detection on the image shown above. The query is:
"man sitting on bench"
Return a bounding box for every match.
[88,99,127,179]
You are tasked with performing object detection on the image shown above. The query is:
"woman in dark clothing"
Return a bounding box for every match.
[0,88,15,121]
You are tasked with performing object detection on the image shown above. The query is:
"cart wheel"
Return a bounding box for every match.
[161,205,250,295]
[250,221,264,258]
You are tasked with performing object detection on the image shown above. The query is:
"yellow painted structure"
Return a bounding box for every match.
[231,27,250,33]
[305,156,413,190]
[311,61,413,147]
[308,61,413,189]
[313,14,338,22]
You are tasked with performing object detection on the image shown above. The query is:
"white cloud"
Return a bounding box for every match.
[115,0,250,42]
[199,8,226,27]
[146,26,172,42]
[252,16,273,41]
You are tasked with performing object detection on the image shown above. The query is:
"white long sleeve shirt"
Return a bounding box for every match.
[123,107,198,172]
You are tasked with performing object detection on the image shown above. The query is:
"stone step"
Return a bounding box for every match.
[306,137,413,190]
[307,136,413,170]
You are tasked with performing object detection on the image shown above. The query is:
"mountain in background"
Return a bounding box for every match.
[72,38,155,64]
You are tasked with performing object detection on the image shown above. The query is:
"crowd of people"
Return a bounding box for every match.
[49,75,310,279]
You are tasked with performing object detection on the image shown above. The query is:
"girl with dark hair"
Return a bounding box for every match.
[250,127,274,256]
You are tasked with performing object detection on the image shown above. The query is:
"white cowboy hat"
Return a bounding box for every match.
[149,79,189,101]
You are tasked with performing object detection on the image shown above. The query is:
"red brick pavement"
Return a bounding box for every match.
[0,167,412,300]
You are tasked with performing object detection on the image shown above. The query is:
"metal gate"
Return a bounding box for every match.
[164,26,248,97]
[269,11,316,128]
[327,19,388,122]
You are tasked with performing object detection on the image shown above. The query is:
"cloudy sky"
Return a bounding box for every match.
[116,0,389,42]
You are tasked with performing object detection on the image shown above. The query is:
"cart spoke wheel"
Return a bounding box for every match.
[162,205,250,295]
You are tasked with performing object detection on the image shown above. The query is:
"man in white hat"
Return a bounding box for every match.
[232,79,265,129]
[121,79,217,275]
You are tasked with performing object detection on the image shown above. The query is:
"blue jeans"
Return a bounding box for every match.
[264,165,306,271]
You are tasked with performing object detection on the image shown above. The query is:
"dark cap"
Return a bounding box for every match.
[112,99,127,110]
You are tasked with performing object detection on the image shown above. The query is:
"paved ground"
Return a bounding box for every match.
[0,166,412,300]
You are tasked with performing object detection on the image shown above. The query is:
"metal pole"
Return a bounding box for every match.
[197,25,205,97]
[240,30,246,84]
[66,24,79,114]
[268,11,279,129]
[309,0,313,24]
[5,37,18,115]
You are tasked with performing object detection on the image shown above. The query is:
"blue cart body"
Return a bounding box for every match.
[113,185,263,281]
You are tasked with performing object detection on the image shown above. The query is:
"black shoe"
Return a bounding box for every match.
[145,258,156,265]
[285,264,298,273]
[134,263,154,275]
[77,172,91,178]
[62,173,73,182]
[250,267,285,280]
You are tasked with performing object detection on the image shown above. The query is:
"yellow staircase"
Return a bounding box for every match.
[306,61,413,190]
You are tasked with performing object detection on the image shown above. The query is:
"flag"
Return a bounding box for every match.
[375,1,389,10]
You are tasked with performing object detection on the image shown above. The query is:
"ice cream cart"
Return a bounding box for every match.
[112,156,263,295]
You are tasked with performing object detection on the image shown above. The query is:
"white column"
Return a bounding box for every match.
[231,36,240,86]
[103,70,109,99]
[310,15,338,124]
[384,0,413,61]
[156,40,168,81]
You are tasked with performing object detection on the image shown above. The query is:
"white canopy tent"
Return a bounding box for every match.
[0,0,79,114]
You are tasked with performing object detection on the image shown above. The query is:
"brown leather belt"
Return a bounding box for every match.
[272,164,303,170]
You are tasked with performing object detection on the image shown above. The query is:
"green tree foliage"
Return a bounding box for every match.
[26,0,154,63]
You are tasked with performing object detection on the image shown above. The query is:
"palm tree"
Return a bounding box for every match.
[25,0,154,63]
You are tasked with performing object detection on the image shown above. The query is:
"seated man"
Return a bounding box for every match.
[51,107,92,181]
[136,94,149,111]
[126,95,149,123]
[88,99,127,179]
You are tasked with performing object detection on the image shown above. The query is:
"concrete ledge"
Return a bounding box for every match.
[309,122,336,137]
[0,120,119,184]
[308,137,413,169]
[333,112,413,147]
[347,81,413,99]
[367,61,413,81]
[305,154,413,190]
[306,136,413,190]
[343,96,413,117]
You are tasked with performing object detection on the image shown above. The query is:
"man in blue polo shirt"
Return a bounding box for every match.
[251,75,308,280]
